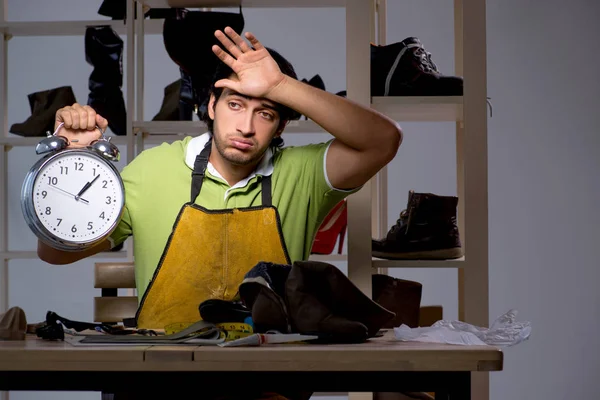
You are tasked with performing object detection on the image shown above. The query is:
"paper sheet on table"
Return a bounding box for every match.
[394,309,532,347]
[218,333,319,347]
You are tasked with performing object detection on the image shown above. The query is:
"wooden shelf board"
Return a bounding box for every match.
[309,254,347,262]
[371,96,463,122]
[139,0,346,9]
[372,256,465,269]
[0,137,40,147]
[0,20,136,37]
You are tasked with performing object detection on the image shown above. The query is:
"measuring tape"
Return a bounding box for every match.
[164,321,254,341]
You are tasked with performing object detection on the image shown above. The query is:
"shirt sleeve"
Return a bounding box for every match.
[314,139,363,221]
[107,155,141,249]
[278,139,362,223]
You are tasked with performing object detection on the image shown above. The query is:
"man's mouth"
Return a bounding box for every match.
[230,138,254,150]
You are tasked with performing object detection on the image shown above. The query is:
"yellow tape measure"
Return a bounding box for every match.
[164,322,195,335]
[216,322,254,341]
[164,321,254,342]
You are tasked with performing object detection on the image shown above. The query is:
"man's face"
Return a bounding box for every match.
[208,85,282,167]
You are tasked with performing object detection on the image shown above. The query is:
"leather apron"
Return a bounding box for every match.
[135,139,291,330]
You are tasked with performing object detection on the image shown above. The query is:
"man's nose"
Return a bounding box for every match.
[236,111,256,136]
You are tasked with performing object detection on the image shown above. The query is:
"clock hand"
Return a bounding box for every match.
[49,185,89,204]
[75,174,100,201]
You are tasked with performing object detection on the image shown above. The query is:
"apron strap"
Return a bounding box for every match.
[191,139,212,203]
[191,137,273,206]
[261,174,272,207]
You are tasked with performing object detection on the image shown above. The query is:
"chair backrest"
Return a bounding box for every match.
[418,305,443,327]
[94,262,137,324]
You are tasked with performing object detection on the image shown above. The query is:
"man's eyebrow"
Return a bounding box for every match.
[225,90,279,112]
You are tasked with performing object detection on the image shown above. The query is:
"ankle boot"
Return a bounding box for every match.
[371,37,463,96]
[9,86,77,137]
[372,190,463,259]
[372,274,422,328]
[152,78,182,121]
[85,25,126,135]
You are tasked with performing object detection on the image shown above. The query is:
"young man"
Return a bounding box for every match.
[38,27,401,326]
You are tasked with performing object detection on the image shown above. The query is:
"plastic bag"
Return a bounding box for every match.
[394,309,531,347]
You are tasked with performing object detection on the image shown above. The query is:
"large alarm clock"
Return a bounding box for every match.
[21,123,125,252]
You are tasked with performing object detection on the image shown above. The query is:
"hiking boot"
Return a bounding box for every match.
[372,190,463,259]
[371,37,463,96]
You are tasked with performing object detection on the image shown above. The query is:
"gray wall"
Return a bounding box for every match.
[3,0,600,399]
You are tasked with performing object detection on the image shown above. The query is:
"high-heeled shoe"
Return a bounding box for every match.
[311,199,348,255]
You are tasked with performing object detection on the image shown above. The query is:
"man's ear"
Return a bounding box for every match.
[208,94,216,120]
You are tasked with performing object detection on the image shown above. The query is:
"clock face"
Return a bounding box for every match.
[30,151,124,244]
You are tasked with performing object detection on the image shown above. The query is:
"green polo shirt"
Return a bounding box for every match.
[109,133,357,300]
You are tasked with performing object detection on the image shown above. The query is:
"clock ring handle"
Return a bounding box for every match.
[88,127,121,163]
[34,122,72,155]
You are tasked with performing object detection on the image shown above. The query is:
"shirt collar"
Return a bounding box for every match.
[185,132,275,184]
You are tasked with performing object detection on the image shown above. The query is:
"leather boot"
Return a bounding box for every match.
[179,68,200,120]
[85,25,127,135]
[238,261,292,334]
[9,86,77,137]
[152,78,182,121]
[371,37,463,96]
[372,274,422,328]
[98,0,174,20]
[162,7,244,120]
[285,260,395,343]
[372,190,463,259]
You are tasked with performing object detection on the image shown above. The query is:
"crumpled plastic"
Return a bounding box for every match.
[393,309,531,347]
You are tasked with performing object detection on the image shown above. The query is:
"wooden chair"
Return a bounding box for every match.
[94,262,137,324]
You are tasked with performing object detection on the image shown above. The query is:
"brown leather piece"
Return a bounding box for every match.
[372,274,423,328]
[0,306,27,341]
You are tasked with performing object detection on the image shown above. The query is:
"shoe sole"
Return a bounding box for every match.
[372,247,463,260]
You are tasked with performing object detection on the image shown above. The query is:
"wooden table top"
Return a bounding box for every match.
[0,331,503,373]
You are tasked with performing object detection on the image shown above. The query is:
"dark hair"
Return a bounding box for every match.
[201,47,301,148]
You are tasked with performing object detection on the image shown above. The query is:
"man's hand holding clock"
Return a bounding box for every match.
[54,103,109,148]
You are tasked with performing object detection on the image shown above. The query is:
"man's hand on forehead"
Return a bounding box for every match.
[211,27,287,100]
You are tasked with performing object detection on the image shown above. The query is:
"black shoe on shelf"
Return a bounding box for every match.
[371,37,463,97]
[372,190,463,260]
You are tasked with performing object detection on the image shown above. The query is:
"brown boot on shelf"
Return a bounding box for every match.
[372,190,463,260]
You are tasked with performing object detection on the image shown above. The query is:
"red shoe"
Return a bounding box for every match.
[311,199,348,255]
